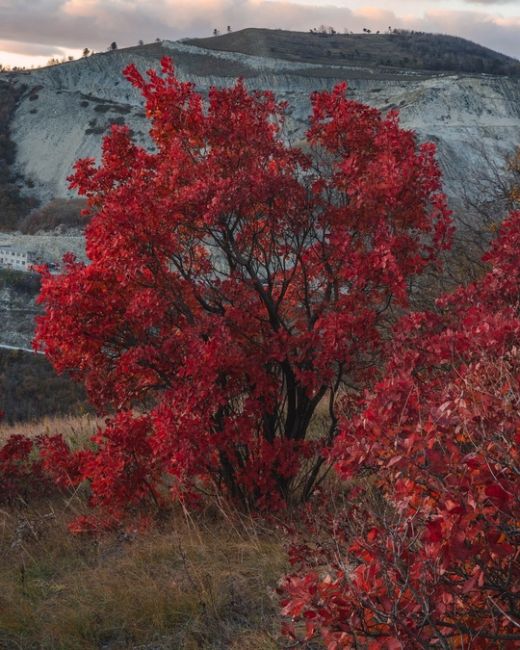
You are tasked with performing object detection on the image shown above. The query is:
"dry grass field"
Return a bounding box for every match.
[0,416,288,650]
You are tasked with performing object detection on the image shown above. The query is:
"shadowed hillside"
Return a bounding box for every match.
[186,28,520,76]
[0,348,89,423]
[0,80,39,230]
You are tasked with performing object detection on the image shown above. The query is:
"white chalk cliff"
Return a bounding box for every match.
[7,39,520,206]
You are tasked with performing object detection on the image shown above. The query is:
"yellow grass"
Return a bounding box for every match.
[0,417,287,650]
[0,413,102,446]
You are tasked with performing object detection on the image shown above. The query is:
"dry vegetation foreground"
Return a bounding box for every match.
[0,416,287,650]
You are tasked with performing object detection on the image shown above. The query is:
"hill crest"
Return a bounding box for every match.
[185,27,520,77]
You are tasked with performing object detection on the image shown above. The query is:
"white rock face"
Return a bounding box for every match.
[2,40,520,347]
[8,41,520,207]
[0,233,86,264]
[0,285,38,348]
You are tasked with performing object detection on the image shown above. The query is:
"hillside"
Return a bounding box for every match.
[1,29,519,213]
[186,28,520,77]
[0,79,38,230]
[2,35,519,211]
[1,29,520,348]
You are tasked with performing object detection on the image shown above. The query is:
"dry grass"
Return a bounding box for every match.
[0,414,101,446]
[0,414,287,649]
[0,498,286,649]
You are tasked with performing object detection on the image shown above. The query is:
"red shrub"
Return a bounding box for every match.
[280,211,520,648]
[0,432,83,505]
[0,434,42,504]
[79,413,163,515]
[34,58,451,511]
[37,433,86,490]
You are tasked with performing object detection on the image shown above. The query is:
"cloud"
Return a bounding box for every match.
[0,38,67,57]
[0,0,519,61]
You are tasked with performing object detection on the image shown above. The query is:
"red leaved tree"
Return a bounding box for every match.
[280,211,520,648]
[35,58,451,511]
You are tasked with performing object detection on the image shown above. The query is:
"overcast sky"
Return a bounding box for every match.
[1,0,520,67]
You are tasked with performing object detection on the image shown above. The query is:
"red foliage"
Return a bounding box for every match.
[37,434,85,490]
[0,434,42,504]
[0,432,81,505]
[34,57,451,510]
[79,413,163,516]
[280,211,520,648]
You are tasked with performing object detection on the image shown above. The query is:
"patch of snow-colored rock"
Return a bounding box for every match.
[0,232,86,264]
[8,41,520,206]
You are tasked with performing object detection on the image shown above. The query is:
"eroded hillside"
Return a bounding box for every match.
[3,35,520,207]
[1,30,520,347]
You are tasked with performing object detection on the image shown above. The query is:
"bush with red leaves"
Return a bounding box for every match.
[34,57,451,512]
[0,431,82,505]
[0,434,44,505]
[280,211,520,648]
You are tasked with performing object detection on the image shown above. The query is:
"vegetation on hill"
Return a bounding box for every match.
[187,28,520,76]
[0,80,38,231]
[125,41,257,77]
[0,268,40,295]
[0,349,89,423]
[19,198,88,234]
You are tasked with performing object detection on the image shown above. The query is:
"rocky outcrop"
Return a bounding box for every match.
[5,40,520,206]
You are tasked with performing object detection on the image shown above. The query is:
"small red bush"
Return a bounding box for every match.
[0,434,43,504]
[0,431,83,505]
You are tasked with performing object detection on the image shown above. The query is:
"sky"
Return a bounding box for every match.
[1,0,520,68]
